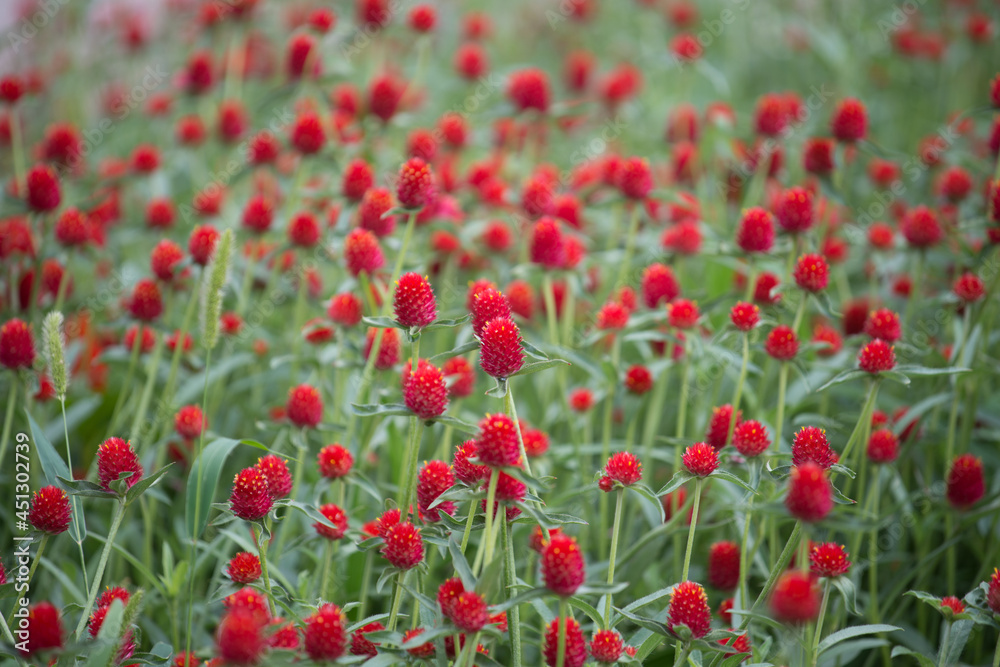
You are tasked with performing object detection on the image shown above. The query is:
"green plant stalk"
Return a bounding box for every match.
[502,515,523,667]
[357,551,374,620]
[108,330,143,434]
[938,622,952,667]
[736,463,758,613]
[809,578,832,667]
[288,261,310,383]
[60,396,89,591]
[737,522,803,631]
[840,380,881,470]
[257,523,278,617]
[398,340,423,520]
[792,292,808,336]
[75,500,127,639]
[52,262,72,315]
[387,572,407,631]
[556,598,568,667]
[128,333,166,441]
[604,489,625,625]
[153,290,201,442]
[543,274,560,347]
[274,428,308,558]
[460,630,482,667]
[613,204,641,294]
[319,540,333,600]
[772,362,789,453]
[992,633,1000,667]
[727,334,750,445]
[9,102,25,193]
[561,278,576,348]
[475,469,501,576]
[868,468,882,624]
[460,498,477,554]
[504,383,532,477]
[236,250,257,315]
[598,336,622,554]
[675,354,691,440]
[944,307,972,466]
[0,380,18,490]
[902,251,924,333]
[681,479,704,581]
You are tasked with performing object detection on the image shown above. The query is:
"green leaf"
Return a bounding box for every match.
[489,586,548,613]
[878,370,910,386]
[430,415,478,435]
[890,646,936,667]
[448,538,477,590]
[0,583,18,600]
[125,464,173,506]
[185,437,240,539]
[940,619,974,666]
[285,500,340,530]
[350,403,412,418]
[422,314,472,331]
[628,483,665,521]
[429,340,479,362]
[58,476,117,499]
[816,368,868,392]
[709,468,757,494]
[616,606,675,637]
[362,316,405,329]
[621,586,675,614]
[817,624,901,653]
[831,577,860,615]
[509,358,570,378]
[656,470,694,496]
[486,377,508,398]
[893,364,971,377]
[566,596,604,628]
[520,339,550,360]
[26,410,70,487]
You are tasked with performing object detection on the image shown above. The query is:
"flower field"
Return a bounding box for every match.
[3,0,1000,665]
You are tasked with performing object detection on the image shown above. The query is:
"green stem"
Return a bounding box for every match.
[642,364,670,463]
[869,468,882,624]
[320,540,333,600]
[502,516,522,667]
[108,331,143,434]
[727,335,750,445]
[992,633,1000,667]
[0,380,18,486]
[128,333,166,441]
[399,417,424,521]
[505,383,532,477]
[840,380,880,470]
[475,469,501,576]
[289,261,310,383]
[543,275,560,346]
[903,251,924,334]
[154,289,201,442]
[460,498,477,555]
[257,524,277,617]
[737,522,803,631]
[938,622,952,667]
[604,489,625,625]
[387,572,406,631]
[737,462,757,613]
[358,551,374,620]
[556,598,568,667]
[681,479,704,581]
[675,354,691,440]
[809,579,832,667]
[772,362,789,453]
[613,204,642,293]
[61,396,89,591]
[75,500,127,639]
[793,292,808,336]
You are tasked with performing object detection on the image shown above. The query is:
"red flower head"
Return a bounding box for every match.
[342,159,374,202]
[683,442,719,477]
[730,301,760,332]
[54,207,91,247]
[479,317,525,379]
[624,364,653,395]
[868,222,895,249]
[705,404,741,449]
[443,356,475,398]
[708,540,741,590]
[217,99,248,143]
[617,157,653,199]
[937,166,972,202]
[287,384,323,428]
[803,137,835,175]
[304,604,347,661]
[315,503,348,540]
[668,581,711,638]
[508,68,551,113]
[988,569,1000,615]
[770,570,821,623]
[227,552,262,583]
[947,454,984,508]
[530,217,566,268]
[831,98,867,142]
[344,228,385,277]
[417,460,455,522]
[28,485,71,534]
[97,437,143,492]
[858,339,895,373]
[318,443,353,479]
[382,521,424,569]
[229,467,273,521]
[476,413,521,468]
[867,429,899,464]
[0,318,35,369]
[402,628,435,658]
[402,359,449,419]
[954,272,985,303]
[470,287,512,336]
[940,596,965,616]
[544,617,587,667]
[453,440,490,486]
[287,211,320,248]
[541,533,585,596]
[809,542,850,577]
[357,187,397,238]
[775,186,814,233]
[394,273,437,328]
[256,455,293,499]
[188,225,219,266]
[150,240,184,283]
[605,451,642,487]
[765,325,798,361]
[396,157,434,210]
[174,405,205,440]
[733,420,770,457]
[642,263,680,308]
[25,601,64,654]
[349,621,384,658]
[290,111,325,154]
[589,629,624,664]
[753,271,782,305]
[668,299,700,329]
[754,94,789,136]
[328,293,363,327]
[596,301,629,331]
[793,253,829,292]
[864,308,901,342]
[437,576,465,619]
[736,207,776,253]
[365,327,401,369]
[792,427,834,469]
[900,206,943,248]
[449,590,489,632]
[217,608,267,665]
[128,279,163,322]
[26,164,61,212]
[785,462,833,522]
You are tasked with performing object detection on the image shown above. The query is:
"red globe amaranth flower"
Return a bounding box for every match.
[150,240,185,282]
[318,444,353,479]
[470,287,512,336]
[173,651,199,667]
[733,420,770,457]
[315,503,348,540]
[97,437,144,492]
[785,462,833,522]
[867,429,899,464]
[736,207,775,253]
[287,384,323,428]
[940,596,965,616]
[25,602,65,654]
[129,279,164,321]
[900,206,943,248]
[449,590,489,632]
[530,217,566,268]
[617,157,653,199]
[705,404,741,449]
[223,587,269,621]
[453,440,490,486]
[642,263,680,307]
[217,609,267,665]
[229,467,273,521]
[765,325,799,361]
[476,413,521,467]
[227,552,262,583]
[350,621,384,658]
[396,158,434,210]
[605,452,642,487]
[26,164,61,212]
[858,339,895,373]
[793,253,830,292]
[54,208,91,247]
[770,570,821,623]
[304,604,347,661]
[507,68,551,113]
[343,228,385,277]
[668,299,699,329]
[831,98,867,142]
[754,271,782,305]
[596,301,629,330]
[954,272,985,303]
[792,427,834,470]
[937,166,972,202]
[0,318,35,369]
[947,454,984,508]
[708,541,741,590]
[521,426,550,458]
[365,327,401,369]
[328,293,363,327]
[868,222,895,249]
[479,317,525,379]
[589,629,624,664]
[813,324,843,356]
[174,405,205,440]
[290,111,325,154]
[402,359,449,419]
[543,617,587,667]
[803,137,835,174]
[402,628,436,658]
[287,212,320,247]
[864,308,901,342]
[256,455,292,499]
[443,356,475,398]
[394,273,437,328]
[810,543,850,577]
[668,581,711,638]
[342,159,375,202]
[417,460,455,522]
[28,485,71,534]
[382,521,424,569]
[541,533,585,597]
[730,301,760,332]
[683,442,719,477]
[754,93,789,136]
[988,569,1000,615]
[624,364,653,395]
[775,186,814,233]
